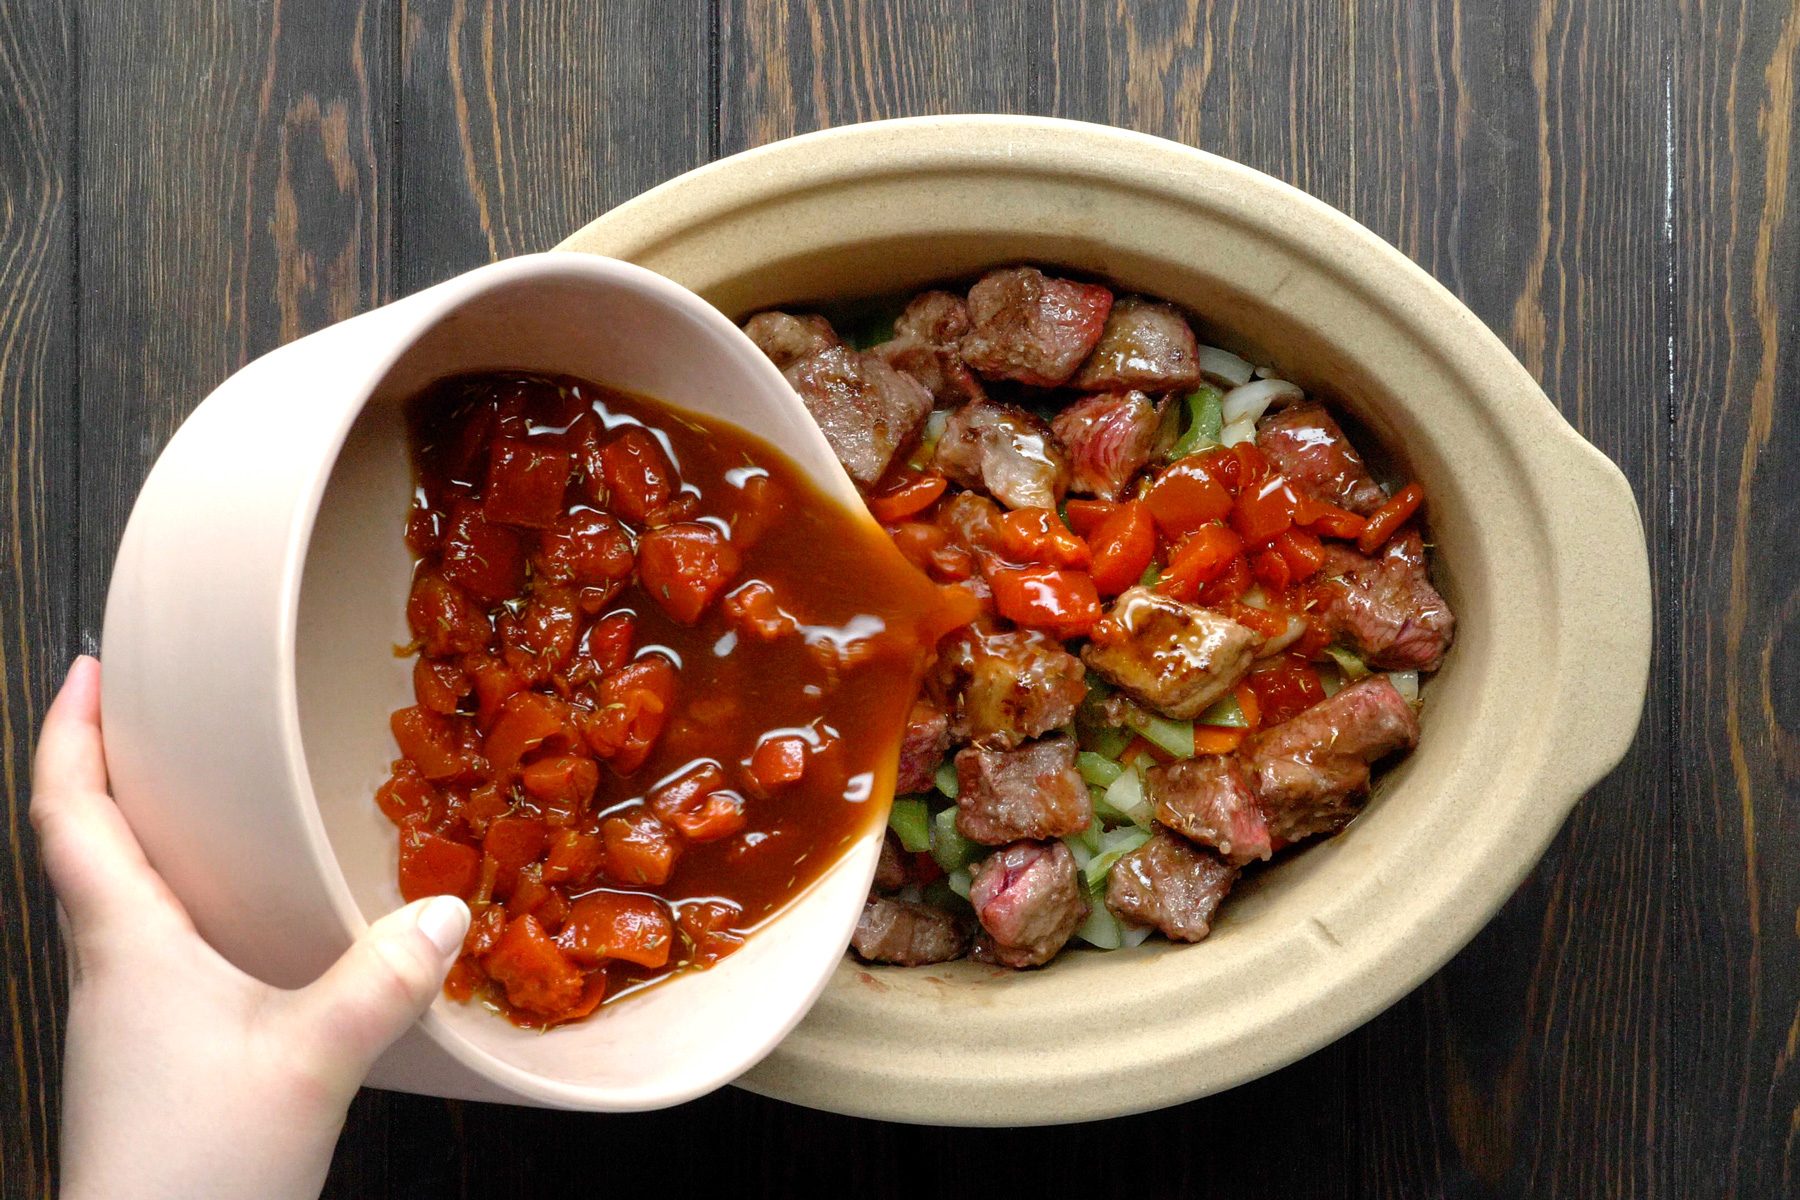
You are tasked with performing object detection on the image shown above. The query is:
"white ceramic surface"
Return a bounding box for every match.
[100,252,889,1110]
[556,115,1655,1124]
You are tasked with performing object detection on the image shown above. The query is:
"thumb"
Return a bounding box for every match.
[280,895,470,1096]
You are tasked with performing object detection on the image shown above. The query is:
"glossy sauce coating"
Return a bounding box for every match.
[381,372,962,1026]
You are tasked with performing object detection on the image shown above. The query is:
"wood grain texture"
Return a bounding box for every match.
[0,0,1794,1196]
[396,0,710,287]
[1670,0,1800,1196]
[0,3,74,1196]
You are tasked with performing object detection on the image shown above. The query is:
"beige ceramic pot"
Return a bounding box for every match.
[558,115,1653,1125]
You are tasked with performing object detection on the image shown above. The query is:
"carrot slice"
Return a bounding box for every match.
[1357,483,1425,554]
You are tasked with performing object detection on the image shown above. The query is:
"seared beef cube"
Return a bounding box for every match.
[852,897,968,965]
[932,627,1087,748]
[895,290,973,345]
[785,346,934,487]
[1051,391,1165,501]
[954,736,1092,844]
[1106,828,1237,942]
[743,310,840,369]
[1256,402,1387,515]
[1081,586,1257,719]
[958,267,1114,387]
[1070,296,1201,393]
[1148,757,1273,865]
[934,399,1070,510]
[874,829,910,892]
[1317,529,1454,671]
[873,334,986,409]
[969,840,1088,968]
[896,700,951,793]
[938,491,1006,556]
[1243,676,1420,842]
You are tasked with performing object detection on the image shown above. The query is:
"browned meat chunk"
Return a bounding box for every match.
[851,897,968,965]
[873,334,986,408]
[1051,391,1165,500]
[958,267,1114,387]
[969,840,1087,967]
[1317,529,1455,672]
[938,490,1005,557]
[1243,676,1420,842]
[742,310,840,370]
[894,290,973,345]
[1105,828,1237,942]
[1070,296,1201,393]
[954,737,1092,844]
[1256,402,1387,515]
[1148,757,1273,865]
[1081,587,1257,719]
[895,700,951,793]
[874,829,910,892]
[930,626,1087,748]
[784,346,934,487]
[933,399,1070,510]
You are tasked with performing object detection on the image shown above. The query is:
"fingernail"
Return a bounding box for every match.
[415,895,471,958]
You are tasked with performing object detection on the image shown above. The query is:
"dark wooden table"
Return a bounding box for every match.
[2,2,1795,1196]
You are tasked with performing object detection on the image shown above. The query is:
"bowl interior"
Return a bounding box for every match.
[293,264,879,1107]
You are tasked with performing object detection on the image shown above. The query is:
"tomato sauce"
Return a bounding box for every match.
[380,372,964,1026]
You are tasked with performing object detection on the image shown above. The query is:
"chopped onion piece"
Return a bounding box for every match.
[1063,835,1096,872]
[1220,378,1305,427]
[1324,644,1372,680]
[1254,614,1309,658]
[1075,901,1124,950]
[946,867,973,900]
[1102,764,1154,827]
[1195,344,1256,387]
[1119,921,1155,948]
[1254,364,1286,380]
[1083,826,1152,889]
[1387,670,1421,702]
[1219,418,1257,447]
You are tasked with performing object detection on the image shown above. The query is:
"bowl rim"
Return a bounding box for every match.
[555,114,1654,1124]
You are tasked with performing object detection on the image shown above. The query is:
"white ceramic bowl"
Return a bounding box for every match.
[100,253,891,1110]
[557,115,1653,1124]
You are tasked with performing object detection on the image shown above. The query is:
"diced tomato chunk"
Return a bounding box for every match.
[556,892,674,969]
[498,588,580,683]
[637,522,740,625]
[1144,458,1233,537]
[599,807,682,885]
[412,657,469,715]
[458,781,510,836]
[579,655,677,775]
[1158,522,1243,602]
[722,579,797,640]
[483,815,550,876]
[1087,500,1155,595]
[375,761,441,826]
[439,501,526,604]
[1231,475,1296,545]
[887,521,952,576]
[1273,526,1327,580]
[998,507,1091,568]
[1243,654,1328,726]
[407,573,491,657]
[506,864,569,929]
[648,760,748,843]
[391,705,467,781]
[532,509,635,586]
[483,438,573,529]
[1197,554,1252,607]
[748,734,808,792]
[541,829,607,887]
[676,898,745,967]
[483,691,570,778]
[398,827,481,901]
[1062,498,1118,538]
[465,654,526,731]
[598,426,679,524]
[866,469,948,524]
[988,566,1103,637]
[1251,547,1293,592]
[520,755,599,809]
[482,914,586,1017]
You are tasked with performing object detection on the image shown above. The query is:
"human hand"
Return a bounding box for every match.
[32,656,470,1200]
